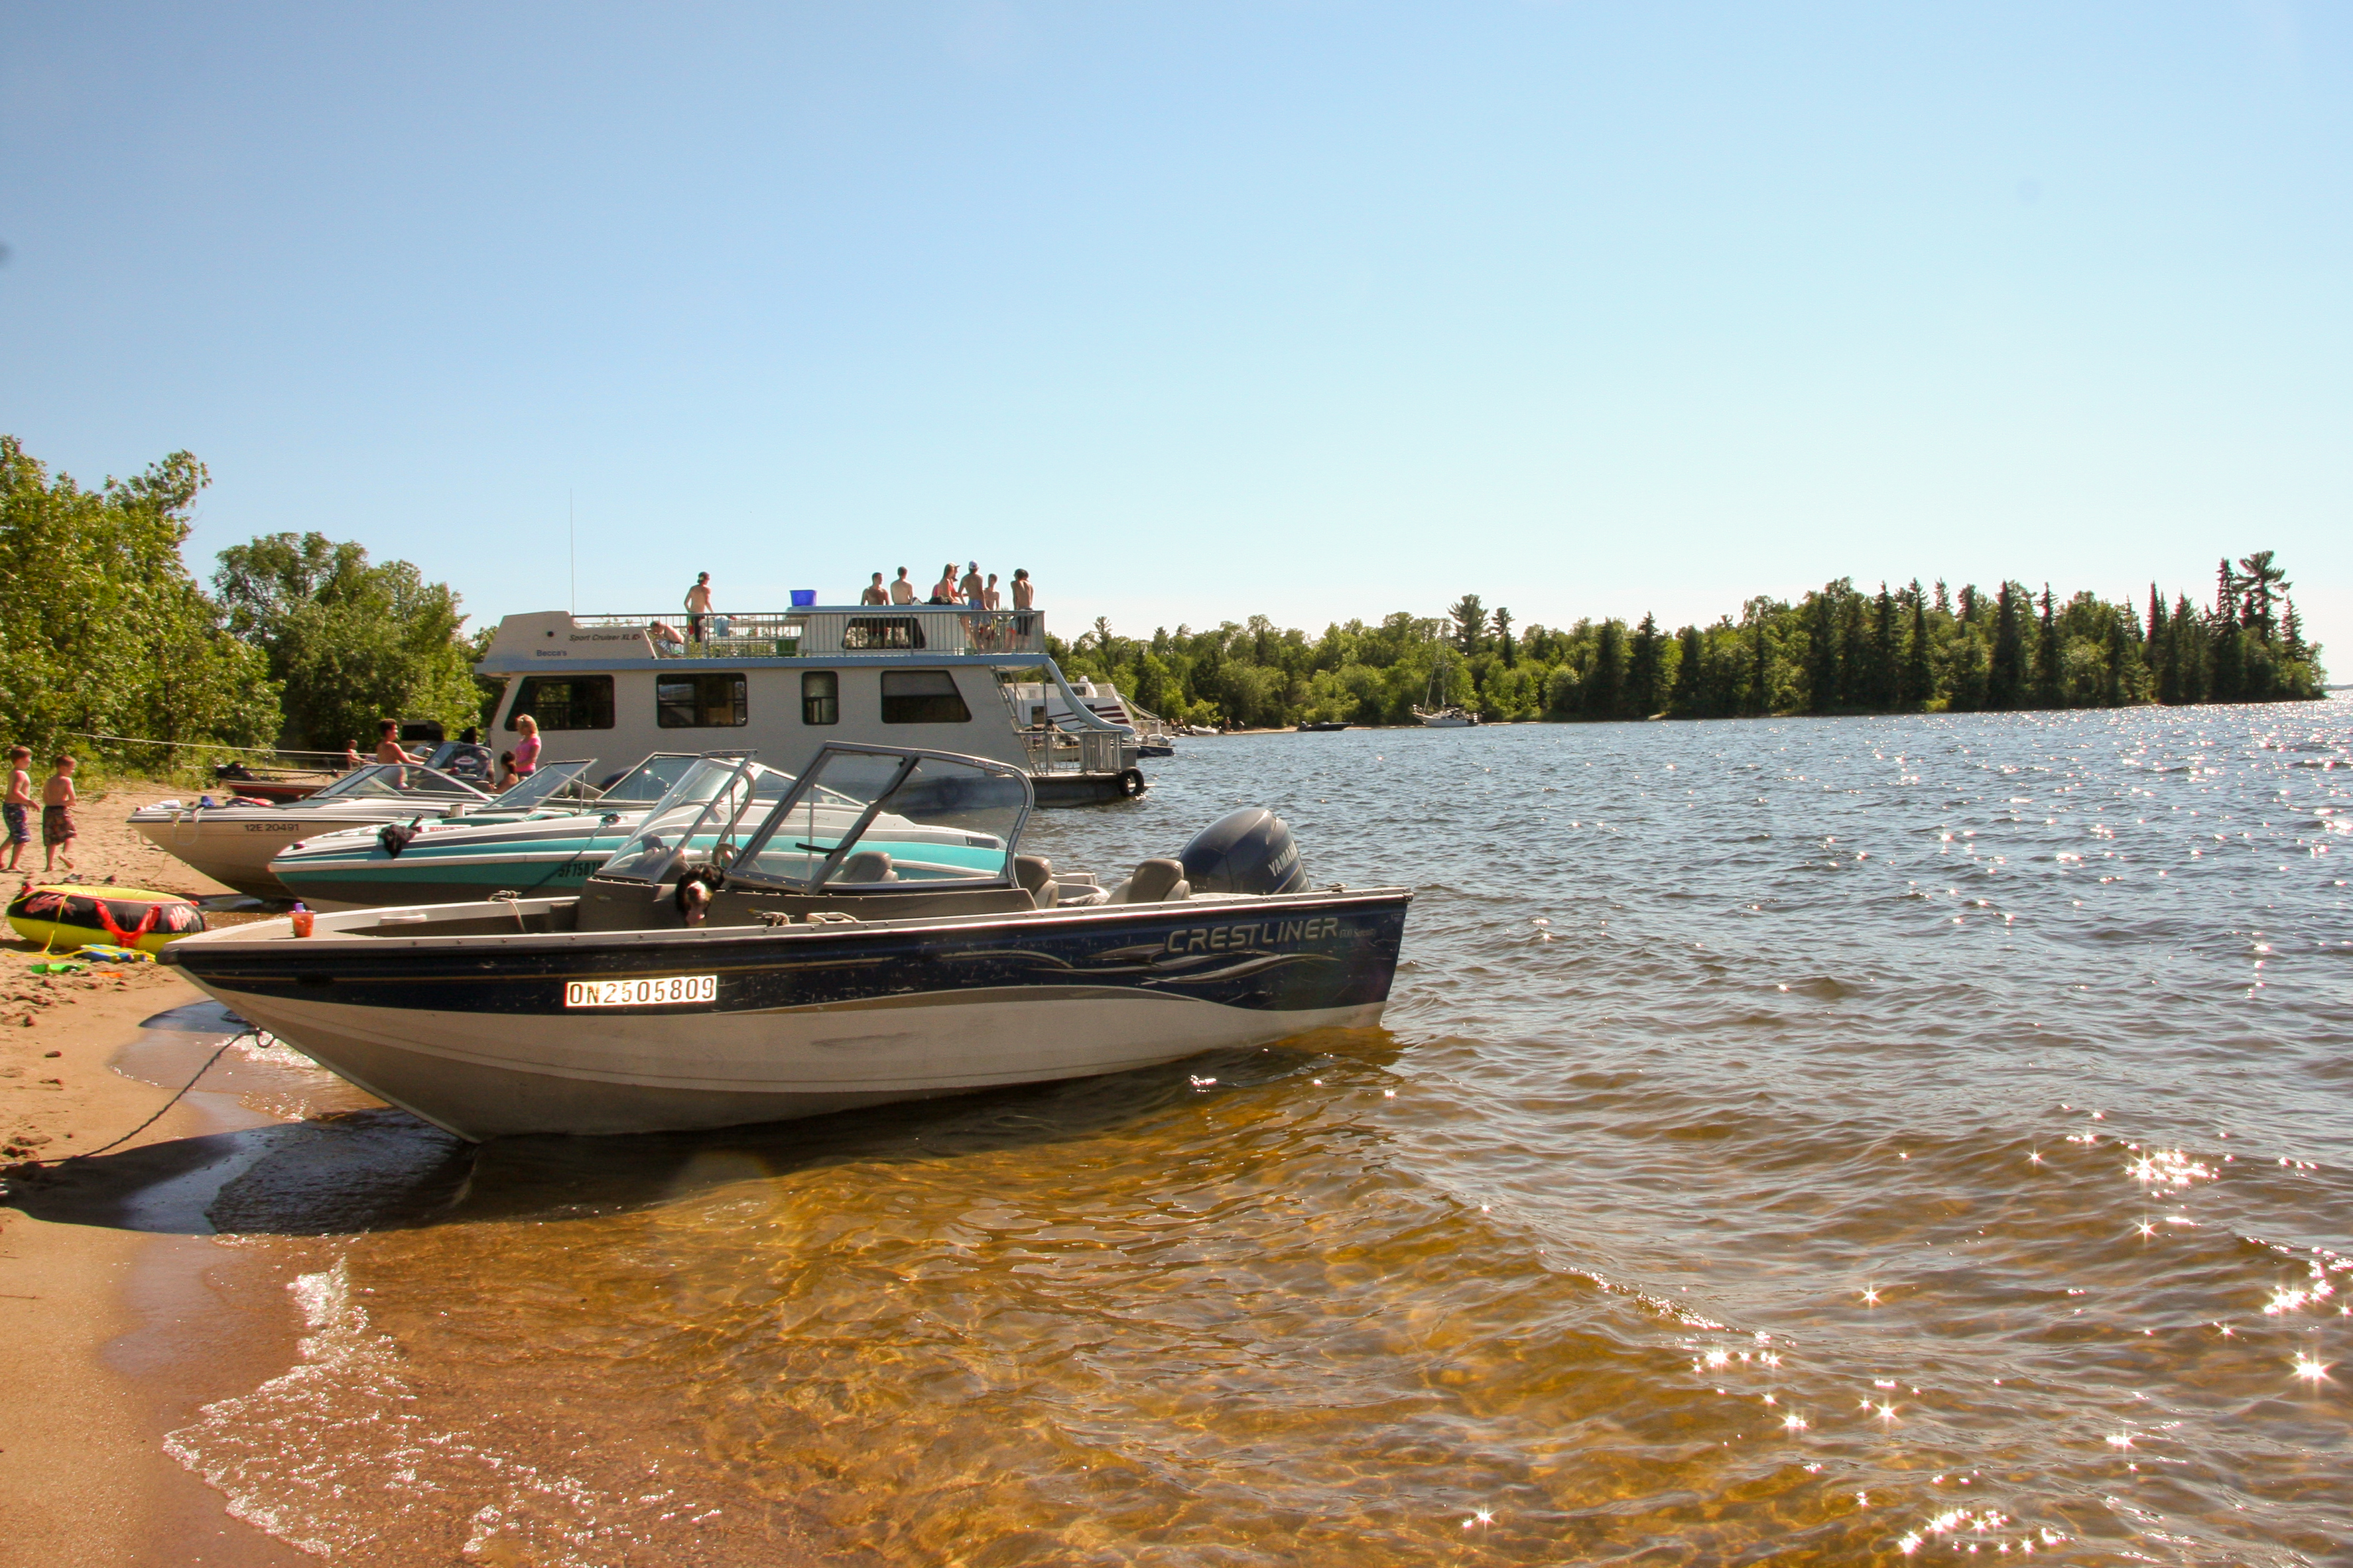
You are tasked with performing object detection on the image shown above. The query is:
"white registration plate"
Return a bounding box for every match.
[564,975,718,1008]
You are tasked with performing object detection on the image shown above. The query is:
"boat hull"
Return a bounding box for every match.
[161,890,1410,1139]
[130,804,476,898]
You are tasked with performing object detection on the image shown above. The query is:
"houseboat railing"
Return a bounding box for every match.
[1018,727,1131,776]
[571,605,1048,658]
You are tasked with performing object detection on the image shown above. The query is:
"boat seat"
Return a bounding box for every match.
[1013,855,1057,908]
[1110,857,1190,904]
[836,851,898,883]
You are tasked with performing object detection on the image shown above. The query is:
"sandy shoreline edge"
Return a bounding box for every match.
[2,788,315,1563]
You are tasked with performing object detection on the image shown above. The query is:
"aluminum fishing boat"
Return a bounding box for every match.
[162,744,1411,1140]
[269,754,710,910]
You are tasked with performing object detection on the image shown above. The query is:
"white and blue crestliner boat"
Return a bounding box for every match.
[162,745,1412,1140]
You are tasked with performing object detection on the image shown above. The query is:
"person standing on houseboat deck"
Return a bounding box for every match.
[511,714,541,778]
[4,745,33,874]
[860,573,889,606]
[685,572,713,641]
[1011,568,1036,638]
[960,562,984,606]
[976,572,1003,650]
[375,719,419,765]
[889,567,916,605]
[40,754,77,874]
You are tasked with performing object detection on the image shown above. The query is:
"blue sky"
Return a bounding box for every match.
[5,3,2348,662]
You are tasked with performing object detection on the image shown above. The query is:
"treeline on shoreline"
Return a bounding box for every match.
[1050,560,2327,729]
[1,438,2332,764]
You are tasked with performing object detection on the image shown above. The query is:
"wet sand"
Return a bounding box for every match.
[2,786,307,1563]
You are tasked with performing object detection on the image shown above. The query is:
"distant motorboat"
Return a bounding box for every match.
[1296,721,1349,733]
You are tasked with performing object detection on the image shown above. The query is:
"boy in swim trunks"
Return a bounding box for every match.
[4,745,31,873]
[40,753,76,874]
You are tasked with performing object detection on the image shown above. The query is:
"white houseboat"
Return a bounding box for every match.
[477,605,1146,804]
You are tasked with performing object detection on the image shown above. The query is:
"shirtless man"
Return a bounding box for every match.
[860,573,890,606]
[375,719,419,765]
[1010,569,1037,640]
[684,572,714,641]
[889,568,916,605]
[4,745,32,873]
[959,562,984,607]
[975,572,1003,650]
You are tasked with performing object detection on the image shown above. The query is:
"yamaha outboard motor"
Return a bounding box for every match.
[1178,808,1308,896]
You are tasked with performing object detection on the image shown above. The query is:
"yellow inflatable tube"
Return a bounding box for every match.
[7,884,208,956]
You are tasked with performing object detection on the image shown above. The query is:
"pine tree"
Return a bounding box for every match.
[1989,583,2023,707]
[1447,594,1486,656]
[2101,610,2124,707]
[2035,585,2062,707]
[1589,619,1625,717]
[1934,579,1951,615]
[2172,593,2202,703]
[1748,619,1770,715]
[1626,613,1662,717]
[1807,590,1841,712]
[1903,585,1932,708]
[1672,624,1703,712]
[1872,583,1899,708]
[2283,596,2307,660]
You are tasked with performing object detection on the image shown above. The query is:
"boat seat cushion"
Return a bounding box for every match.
[1013,854,1057,909]
[836,851,898,883]
[1113,857,1190,904]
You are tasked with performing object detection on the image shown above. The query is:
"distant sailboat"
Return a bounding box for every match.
[1412,648,1478,728]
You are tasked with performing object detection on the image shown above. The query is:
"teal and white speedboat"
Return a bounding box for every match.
[270,755,714,910]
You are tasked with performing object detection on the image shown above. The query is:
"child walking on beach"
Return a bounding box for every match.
[40,754,76,874]
[4,746,32,874]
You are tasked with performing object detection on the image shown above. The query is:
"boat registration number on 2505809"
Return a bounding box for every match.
[564,975,717,1008]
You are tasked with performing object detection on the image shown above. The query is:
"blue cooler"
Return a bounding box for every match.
[790,589,817,607]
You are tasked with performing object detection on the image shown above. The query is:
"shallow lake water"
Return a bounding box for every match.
[134,699,2352,1564]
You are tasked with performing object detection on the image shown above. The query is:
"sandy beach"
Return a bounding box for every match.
[2,786,314,1563]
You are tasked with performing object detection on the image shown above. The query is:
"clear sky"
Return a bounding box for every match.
[5,3,2348,663]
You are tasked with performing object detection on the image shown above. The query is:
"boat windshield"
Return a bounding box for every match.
[594,754,703,806]
[308,764,487,802]
[596,757,798,883]
[487,759,599,812]
[732,745,1029,891]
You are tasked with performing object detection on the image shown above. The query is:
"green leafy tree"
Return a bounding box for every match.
[0,438,279,764]
[213,532,481,751]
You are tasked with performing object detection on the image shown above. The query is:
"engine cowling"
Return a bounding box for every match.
[1178,808,1308,897]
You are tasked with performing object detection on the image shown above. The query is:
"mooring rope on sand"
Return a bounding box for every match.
[17,1027,267,1169]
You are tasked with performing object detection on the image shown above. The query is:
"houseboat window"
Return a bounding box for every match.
[507,675,614,731]
[802,670,839,725]
[657,672,749,729]
[880,670,971,724]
